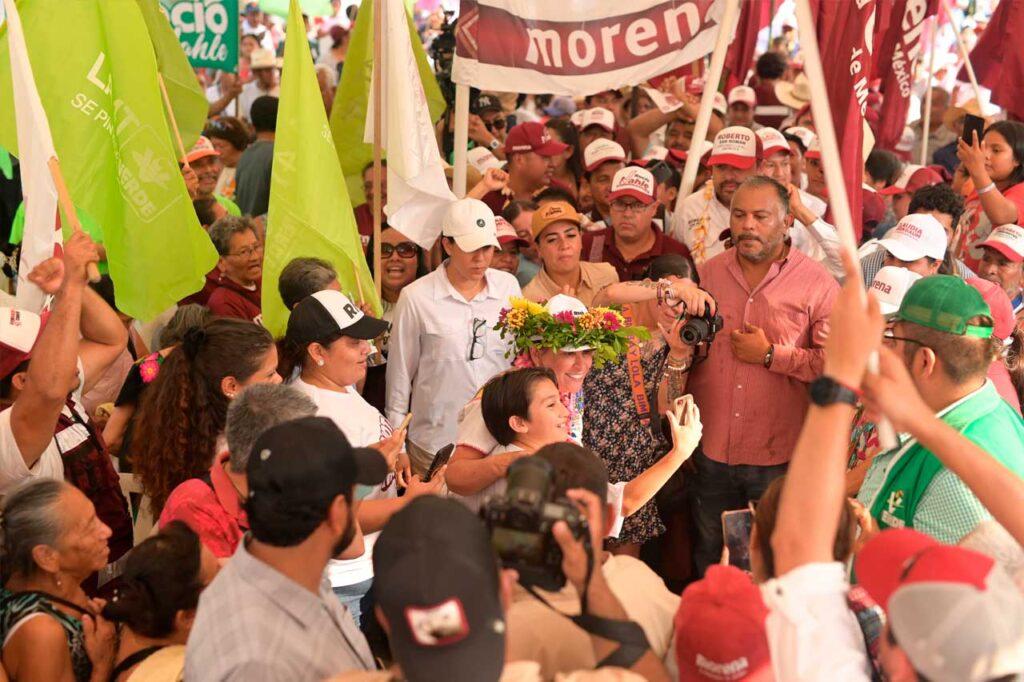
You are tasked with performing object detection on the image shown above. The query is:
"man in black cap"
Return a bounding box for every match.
[185,416,386,680]
[468,93,508,161]
[358,496,673,681]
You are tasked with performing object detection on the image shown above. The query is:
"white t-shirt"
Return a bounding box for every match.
[291,378,397,588]
[670,181,731,265]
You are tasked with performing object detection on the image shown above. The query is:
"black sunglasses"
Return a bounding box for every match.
[484,118,507,132]
[381,242,420,259]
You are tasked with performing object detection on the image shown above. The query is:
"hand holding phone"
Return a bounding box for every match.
[961,113,986,146]
[721,509,754,572]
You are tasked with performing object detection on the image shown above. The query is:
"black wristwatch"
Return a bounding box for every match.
[808,376,860,407]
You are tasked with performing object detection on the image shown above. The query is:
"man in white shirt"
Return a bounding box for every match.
[238,49,280,122]
[386,198,521,474]
[671,126,760,265]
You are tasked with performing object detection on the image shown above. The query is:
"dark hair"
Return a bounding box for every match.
[1005,327,1024,407]
[329,25,349,48]
[643,253,699,284]
[738,175,791,217]
[0,360,30,403]
[502,199,539,225]
[481,367,558,446]
[203,116,250,153]
[132,318,275,516]
[361,159,387,177]
[365,228,429,285]
[533,186,579,210]
[908,184,966,276]
[193,198,220,227]
[278,257,339,310]
[544,117,584,188]
[984,120,1024,187]
[90,275,118,312]
[755,52,788,80]
[208,215,258,256]
[157,304,213,348]
[250,95,279,134]
[755,476,856,579]
[279,314,347,380]
[782,131,807,155]
[865,150,902,186]
[102,522,204,638]
[0,479,67,582]
[900,317,1001,384]
[534,442,608,504]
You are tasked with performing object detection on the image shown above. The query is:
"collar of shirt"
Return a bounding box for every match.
[722,245,799,294]
[210,451,248,528]
[229,539,336,628]
[434,263,504,304]
[533,260,602,295]
[607,224,670,264]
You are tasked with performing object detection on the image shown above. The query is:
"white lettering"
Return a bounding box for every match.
[85,52,111,96]
[852,76,869,114]
[662,4,699,44]
[625,18,658,57]
[170,2,198,32]
[567,30,596,67]
[600,24,620,64]
[525,29,562,67]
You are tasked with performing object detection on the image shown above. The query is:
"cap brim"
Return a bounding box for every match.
[583,122,616,133]
[607,188,654,205]
[498,236,529,248]
[185,149,220,164]
[878,300,902,317]
[878,238,926,262]
[352,446,389,487]
[534,140,570,157]
[343,315,391,340]
[453,232,501,252]
[708,153,757,169]
[762,144,792,157]
[877,185,907,196]
[980,241,1024,263]
[855,529,940,610]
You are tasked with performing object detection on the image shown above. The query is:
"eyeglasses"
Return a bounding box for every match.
[228,244,263,259]
[882,330,926,348]
[484,118,507,132]
[381,242,420,259]
[469,318,486,361]
[611,199,648,214]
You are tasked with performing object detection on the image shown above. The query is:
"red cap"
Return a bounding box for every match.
[504,122,569,157]
[495,216,529,249]
[978,224,1024,263]
[607,166,655,205]
[861,187,887,231]
[708,127,761,170]
[0,307,47,380]
[878,165,944,196]
[674,565,772,681]
[966,278,1015,339]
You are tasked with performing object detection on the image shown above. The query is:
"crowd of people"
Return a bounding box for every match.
[1,1,1024,680]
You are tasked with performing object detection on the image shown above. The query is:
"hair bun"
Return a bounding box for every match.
[181,326,208,360]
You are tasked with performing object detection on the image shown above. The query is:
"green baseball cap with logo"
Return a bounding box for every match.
[896,275,994,338]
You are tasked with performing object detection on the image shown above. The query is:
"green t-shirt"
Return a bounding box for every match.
[10,201,108,275]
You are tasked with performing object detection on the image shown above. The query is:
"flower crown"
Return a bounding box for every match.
[495,297,649,367]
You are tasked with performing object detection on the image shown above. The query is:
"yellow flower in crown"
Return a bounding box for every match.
[577,311,602,331]
[503,308,528,330]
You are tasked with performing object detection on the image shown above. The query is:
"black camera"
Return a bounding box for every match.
[481,457,590,592]
[680,302,724,346]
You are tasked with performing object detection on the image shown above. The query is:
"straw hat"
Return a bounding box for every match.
[250,48,282,70]
[942,99,985,131]
[775,73,811,110]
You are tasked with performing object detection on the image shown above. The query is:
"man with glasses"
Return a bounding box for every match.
[467,94,508,161]
[206,215,264,322]
[581,166,692,281]
[857,276,1024,543]
[386,198,521,474]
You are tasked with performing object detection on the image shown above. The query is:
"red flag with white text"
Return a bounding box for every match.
[723,0,771,91]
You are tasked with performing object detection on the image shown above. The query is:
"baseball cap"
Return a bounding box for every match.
[728,85,757,107]
[572,107,616,133]
[471,93,503,115]
[642,145,669,162]
[0,307,44,380]
[856,529,1024,682]
[897,275,994,338]
[504,122,570,157]
[674,565,772,681]
[607,166,656,205]
[671,139,714,164]
[708,126,761,169]
[545,294,592,351]
[878,164,944,196]
[373,497,506,682]
[862,187,887,232]
[785,126,816,152]
[442,198,501,252]
[712,92,728,118]
[286,289,390,345]
[583,138,626,172]
[803,135,822,160]
[530,200,581,240]
[495,216,528,249]
[183,135,220,164]
[878,213,948,262]
[978,224,1024,263]
[543,95,577,118]
[870,266,923,317]
[966,278,1015,339]
[466,147,506,175]
[755,127,791,157]
[245,416,388,540]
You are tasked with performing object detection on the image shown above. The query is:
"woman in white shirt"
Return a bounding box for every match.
[280,289,444,626]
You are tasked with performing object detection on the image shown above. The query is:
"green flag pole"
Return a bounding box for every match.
[157,72,191,168]
[47,157,100,282]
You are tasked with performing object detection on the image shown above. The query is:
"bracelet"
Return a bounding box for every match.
[656,282,667,306]
[978,182,997,195]
[763,344,775,369]
[665,360,690,372]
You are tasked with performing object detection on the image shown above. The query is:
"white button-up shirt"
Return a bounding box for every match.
[385,265,521,457]
[670,181,731,265]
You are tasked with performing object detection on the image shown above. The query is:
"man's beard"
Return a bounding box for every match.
[331,513,358,557]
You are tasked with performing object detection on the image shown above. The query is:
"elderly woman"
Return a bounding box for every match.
[0,479,116,681]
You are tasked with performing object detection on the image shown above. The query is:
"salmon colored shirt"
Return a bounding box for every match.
[159,450,248,558]
[686,247,839,466]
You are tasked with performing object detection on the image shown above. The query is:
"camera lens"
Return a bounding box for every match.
[505,457,554,505]
[680,318,709,345]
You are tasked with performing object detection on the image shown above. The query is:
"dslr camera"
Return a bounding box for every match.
[481,457,590,592]
[680,301,724,346]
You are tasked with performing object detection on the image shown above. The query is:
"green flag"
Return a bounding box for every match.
[329,0,445,204]
[137,0,211,149]
[262,0,380,336]
[0,0,218,320]
[260,0,331,17]
[158,0,239,73]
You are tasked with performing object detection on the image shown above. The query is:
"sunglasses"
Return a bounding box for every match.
[484,118,507,132]
[381,242,420,259]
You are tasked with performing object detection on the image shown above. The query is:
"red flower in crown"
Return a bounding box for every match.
[602,311,621,331]
[554,311,577,325]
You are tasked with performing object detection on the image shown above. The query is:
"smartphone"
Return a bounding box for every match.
[424,444,454,482]
[721,509,754,572]
[962,113,986,145]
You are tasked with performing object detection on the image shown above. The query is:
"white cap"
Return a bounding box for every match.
[728,85,756,106]
[583,139,626,172]
[467,147,506,174]
[870,266,923,316]
[642,145,669,162]
[607,166,655,205]
[878,213,948,262]
[804,134,822,159]
[786,126,816,152]
[545,294,592,351]
[573,107,616,132]
[756,127,791,157]
[712,92,728,118]
[979,224,1024,263]
[441,198,500,252]
[709,126,760,169]
[896,126,916,153]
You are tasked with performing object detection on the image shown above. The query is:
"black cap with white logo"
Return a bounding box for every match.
[286,290,390,344]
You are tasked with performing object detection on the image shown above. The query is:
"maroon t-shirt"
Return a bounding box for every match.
[179,267,221,307]
[207,276,262,322]
[581,225,694,282]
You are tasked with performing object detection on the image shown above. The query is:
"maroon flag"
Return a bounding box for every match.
[874,0,939,150]
[813,0,876,241]
[722,0,771,91]
[960,0,1024,120]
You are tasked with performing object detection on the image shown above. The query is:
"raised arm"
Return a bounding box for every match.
[958,135,1022,227]
[78,285,129,395]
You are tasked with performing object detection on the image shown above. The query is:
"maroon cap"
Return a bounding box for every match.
[878,165,944,196]
[861,187,887,231]
[504,122,569,157]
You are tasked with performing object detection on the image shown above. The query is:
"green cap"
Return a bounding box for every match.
[896,275,994,338]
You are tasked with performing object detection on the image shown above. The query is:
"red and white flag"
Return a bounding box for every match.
[3,0,60,312]
[722,0,771,91]
[961,0,1024,120]
[452,0,728,97]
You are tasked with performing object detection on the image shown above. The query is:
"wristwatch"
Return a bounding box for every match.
[808,376,861,407]
[488,138,501,151]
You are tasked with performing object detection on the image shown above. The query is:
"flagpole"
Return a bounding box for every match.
[793,0,896,450]
[157,73,191,168]
[938,0,983,105]
[47,157,100,282]
[371,0,383,296]
[676,0,741,204]
[920,16,939,166]
[452,84,470,198]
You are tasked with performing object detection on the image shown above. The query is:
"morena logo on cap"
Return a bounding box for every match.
[895,223,924,240]
[871,280,893,295]
[614,168,654,194]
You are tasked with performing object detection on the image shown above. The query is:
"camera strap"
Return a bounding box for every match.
[621,305,652,427]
